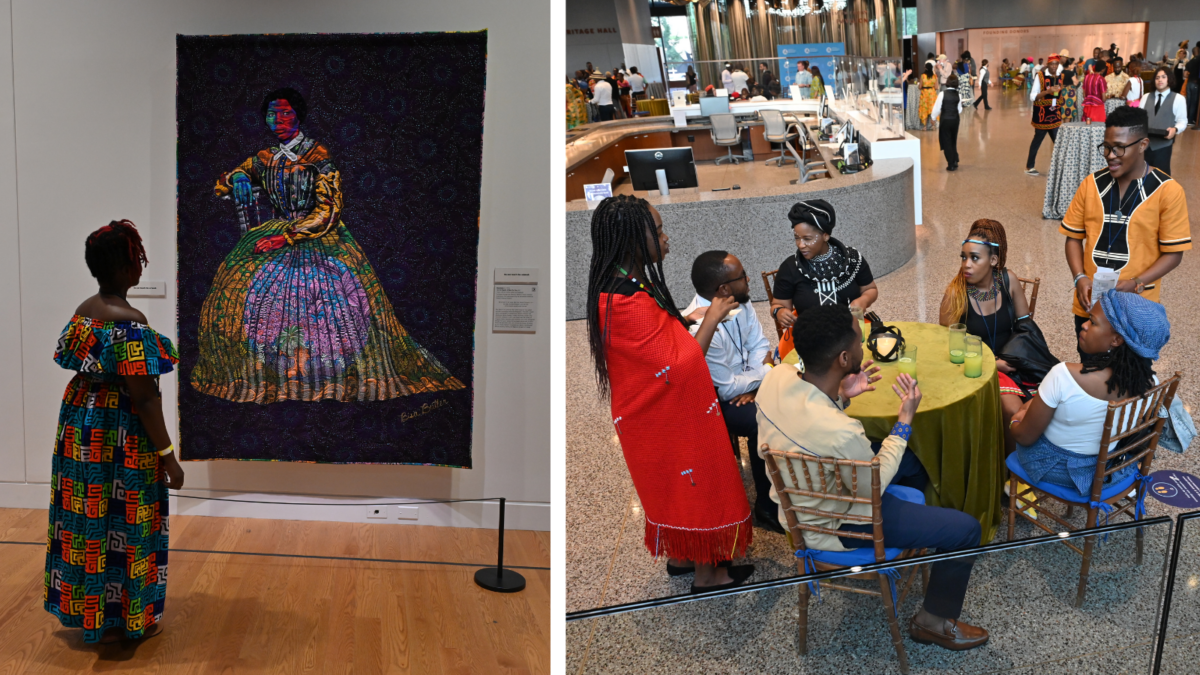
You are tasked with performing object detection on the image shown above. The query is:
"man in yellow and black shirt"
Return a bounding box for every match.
[1062,106,1190,344]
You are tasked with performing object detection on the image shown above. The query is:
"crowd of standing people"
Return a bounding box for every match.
[566,62,648,128]
[904,42,1198,177]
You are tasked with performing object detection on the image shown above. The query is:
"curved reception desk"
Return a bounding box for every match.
[564,152,916,320]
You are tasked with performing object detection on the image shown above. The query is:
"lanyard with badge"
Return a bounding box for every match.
[719,311,753,372]
[1101,163,1149,269]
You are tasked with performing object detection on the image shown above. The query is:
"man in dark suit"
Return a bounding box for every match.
[757,62,776,99]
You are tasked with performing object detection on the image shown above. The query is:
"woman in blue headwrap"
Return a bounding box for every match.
[1008,290,1168,492]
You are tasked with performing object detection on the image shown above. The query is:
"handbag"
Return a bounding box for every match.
[994,274,1060,384]
[996,318,1060,383]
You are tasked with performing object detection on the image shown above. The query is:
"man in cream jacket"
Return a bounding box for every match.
[755,304,987,651]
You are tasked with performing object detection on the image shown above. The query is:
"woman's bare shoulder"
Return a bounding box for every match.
[74,296,148,324]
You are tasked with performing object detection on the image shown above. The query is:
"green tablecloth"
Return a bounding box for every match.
[783,321,1006,543]
[636,98,670,116]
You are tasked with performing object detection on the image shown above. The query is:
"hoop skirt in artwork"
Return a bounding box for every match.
[45,317,178,643]
[189,133,465,403]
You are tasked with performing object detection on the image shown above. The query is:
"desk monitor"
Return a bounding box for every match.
[699,95,731,116]
[625,147,698,193]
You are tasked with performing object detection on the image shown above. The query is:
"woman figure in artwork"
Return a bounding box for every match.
[191,88,464,403]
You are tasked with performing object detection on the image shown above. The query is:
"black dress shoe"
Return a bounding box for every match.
[754,506,786,534]
[691,564,756,594]
[666,560,732,577]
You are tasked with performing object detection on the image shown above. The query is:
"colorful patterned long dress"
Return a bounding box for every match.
[957,67,974,106]
[1059,71,1080,123]
[567,83,587,130]
[190,132,465,403]
[919,74,938,125]
[45,317,179,643]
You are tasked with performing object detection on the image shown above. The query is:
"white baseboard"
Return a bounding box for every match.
[0,483,549,531]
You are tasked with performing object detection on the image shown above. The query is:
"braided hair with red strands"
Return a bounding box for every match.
[942,218,1008,324]
[84,219,147,286]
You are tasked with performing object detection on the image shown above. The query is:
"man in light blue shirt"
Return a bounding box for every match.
[796,60,813,98]
[684,251,780,532]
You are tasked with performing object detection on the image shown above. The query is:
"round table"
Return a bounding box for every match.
[783,322,1006,543]
[1042,122,1108,220]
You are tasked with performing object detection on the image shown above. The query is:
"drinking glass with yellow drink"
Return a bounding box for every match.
[897,345,917,379]
[963,335,983,378]
[949,323,966,364]
[850,306,866,343]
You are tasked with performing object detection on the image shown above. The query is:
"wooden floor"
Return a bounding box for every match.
[0,508,549,674]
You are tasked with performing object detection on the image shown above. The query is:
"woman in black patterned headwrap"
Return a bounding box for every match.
[769,199,878,331]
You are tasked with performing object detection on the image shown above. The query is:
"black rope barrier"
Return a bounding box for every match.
[0,540,550,571]
[166,492,527,593]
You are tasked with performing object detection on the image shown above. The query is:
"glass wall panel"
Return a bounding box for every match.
[1155,510,1200,674]
[568,519,1172,674]
[685,0,900,95]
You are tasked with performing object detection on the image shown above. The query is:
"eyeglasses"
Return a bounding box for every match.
[794,234,822,246]
[1097,138,1147,157]
[716,272,748,288]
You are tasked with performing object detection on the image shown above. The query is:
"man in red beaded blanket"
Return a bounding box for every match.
[586,195,754,593]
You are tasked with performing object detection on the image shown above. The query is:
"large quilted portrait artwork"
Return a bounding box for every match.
[176,32,485,466]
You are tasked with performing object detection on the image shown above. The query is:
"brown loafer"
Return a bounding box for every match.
[908,608,989,650]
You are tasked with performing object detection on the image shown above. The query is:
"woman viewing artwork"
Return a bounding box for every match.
[189,88,464,404]
[47,221,182,644]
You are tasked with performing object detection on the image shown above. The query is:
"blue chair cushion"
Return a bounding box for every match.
[802,483,925,566]
[884,484,925,505]
[1006,451,1138,504]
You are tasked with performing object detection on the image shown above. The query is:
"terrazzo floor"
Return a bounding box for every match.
[565,86,1200,673]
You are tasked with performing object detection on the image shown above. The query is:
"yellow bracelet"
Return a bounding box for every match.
[157,445,174,457]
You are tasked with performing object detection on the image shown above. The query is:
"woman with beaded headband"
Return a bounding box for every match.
[769,199,878,332]
[940,219,1038,445]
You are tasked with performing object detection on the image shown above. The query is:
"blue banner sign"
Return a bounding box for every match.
[778,42,845,97]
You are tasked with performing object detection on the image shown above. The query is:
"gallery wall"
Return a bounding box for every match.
[0,0,550,530]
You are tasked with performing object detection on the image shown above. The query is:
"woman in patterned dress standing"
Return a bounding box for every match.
[46,221,183,644]
[567,79,588,130]
[919,62,939,130]
[1059,58,1081,123]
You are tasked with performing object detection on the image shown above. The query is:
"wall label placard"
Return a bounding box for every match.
[129,280,167,298]
[493,268,538,334]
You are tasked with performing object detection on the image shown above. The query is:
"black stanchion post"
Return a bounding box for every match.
[474,497,526,593]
